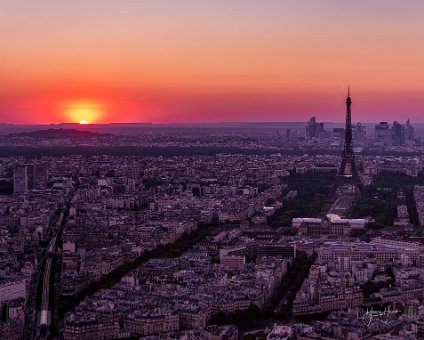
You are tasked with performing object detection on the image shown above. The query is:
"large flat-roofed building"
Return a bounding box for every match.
[123,311,179,336]
[62,315,119,340]
[292,215,367,237]
[0,279,26,304]
[318,241,422,265]
[364,164,418,177]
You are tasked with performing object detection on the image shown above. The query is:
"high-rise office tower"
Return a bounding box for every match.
[13,167,27,193]
[13,163,48,193]
[305,116,324,139]
[375,122,392,147]
[391,121,405,146]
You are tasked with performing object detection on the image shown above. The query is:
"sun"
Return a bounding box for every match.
[63,100,104,124]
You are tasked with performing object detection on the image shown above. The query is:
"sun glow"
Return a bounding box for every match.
[63,100,104,124]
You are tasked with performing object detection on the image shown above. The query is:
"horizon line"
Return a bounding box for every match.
[0,120,417,126]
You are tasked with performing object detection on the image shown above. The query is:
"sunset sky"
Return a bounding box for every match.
[1,1,424,124]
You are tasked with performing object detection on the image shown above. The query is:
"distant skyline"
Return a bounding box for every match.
[2,1,424,124]
[0,120,418,128]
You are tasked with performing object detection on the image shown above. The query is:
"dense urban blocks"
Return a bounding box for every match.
[1,123,424,339]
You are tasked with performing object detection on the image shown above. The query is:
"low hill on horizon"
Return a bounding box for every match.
[9,128,109,139]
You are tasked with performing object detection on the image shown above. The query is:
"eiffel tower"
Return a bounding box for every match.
[332,88,364,195]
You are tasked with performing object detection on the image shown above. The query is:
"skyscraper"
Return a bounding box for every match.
[405,119,414,142]
[13,163,48,193]
[391,121,405,146]
[305,116,324,140]
[13,167,27,194]
[374,122,392,147]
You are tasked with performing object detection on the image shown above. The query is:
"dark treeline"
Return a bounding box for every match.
[0,179,12,194]
[0,146,322,158]
[274,251,317,320]
[361,266,396,298]
[348,171,424,226]
[208,304,263,327]
[58,223,220,317]
[348,191,398,226]
[208,251,317,326]
[0,145,421,158]
[268,172,335,227]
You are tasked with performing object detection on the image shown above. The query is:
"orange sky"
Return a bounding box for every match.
[1,1,424,123]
